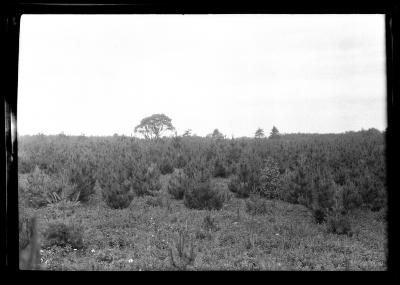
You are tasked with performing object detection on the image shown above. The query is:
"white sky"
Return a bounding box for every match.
[17,14,386,137]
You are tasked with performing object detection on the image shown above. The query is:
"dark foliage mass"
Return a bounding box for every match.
[43,222,84,249]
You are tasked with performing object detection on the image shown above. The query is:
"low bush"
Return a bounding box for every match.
[257,158,280,198]
[312,207,327,224]
[43,222,84,249]
[184,180,224,210]
[167,169,189,200]
[228,152,263,198]
[145,163,162,193]
[159,155,174,175]
[183,155,212,183]
[130,162,162,196]
[23,166,52,208]
[67,162,96,203]
[87,180,104,206]
[103,180,134,209]
[276,169,298,203]
[228,178,252,198]
[213,157,228,178]
[23,166,75,208]
[326,213,352,236]
[245,195,268,216]
[342,182,363,211]
[45,200,81,220]
[174,152,188,169]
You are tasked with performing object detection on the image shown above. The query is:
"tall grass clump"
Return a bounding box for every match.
[169,227,196,270]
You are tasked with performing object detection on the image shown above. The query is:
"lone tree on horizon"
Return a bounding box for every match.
[134,114,175,140]
[255,128,265,139]
[269,126,280,139]
[207,128,225,140]
[183,129,192,137]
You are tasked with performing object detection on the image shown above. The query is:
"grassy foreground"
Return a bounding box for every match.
[20,175,387,271]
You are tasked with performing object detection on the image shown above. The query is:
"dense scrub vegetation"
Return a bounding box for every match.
[19,129,386,213]
[18,128,387,270]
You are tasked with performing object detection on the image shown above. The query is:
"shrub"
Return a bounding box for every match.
[258,158,280,198]
[216,186,234,205]
[326,213,352,236]
[145,163,162,192]
[277,169,298,203]
[342,182,363,211]
[23,166,66,208]
[184,180,224,210]
[43,222,84,249]
[183,155,212,183]
[54,169,78,201]
[228,152,263,198]
[67,162,96,203]
[24,166,50,208]
[103,180,134,209]
[312,207,327,224]
[312,173,336,211]
[87,180,104,206]
[212,156,228,178]
[159,155,174,175]
[228,177,252,198]
[174,152,188,169]
[130,162,162,196]
[245,195,268,216]
[46,199,81,220]
[358,172,386,211]
[167,168,189,200]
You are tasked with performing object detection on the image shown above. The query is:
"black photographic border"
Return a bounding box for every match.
[1,0,398,272]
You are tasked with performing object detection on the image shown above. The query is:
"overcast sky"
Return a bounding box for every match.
[17,14,386,137]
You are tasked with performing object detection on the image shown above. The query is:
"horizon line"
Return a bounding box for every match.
[16,127,386,138]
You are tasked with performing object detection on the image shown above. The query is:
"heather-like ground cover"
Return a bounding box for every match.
[20,174,387,271]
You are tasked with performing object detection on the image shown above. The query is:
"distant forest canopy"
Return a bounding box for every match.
[17,127,385,140]
[16,111,386,139]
